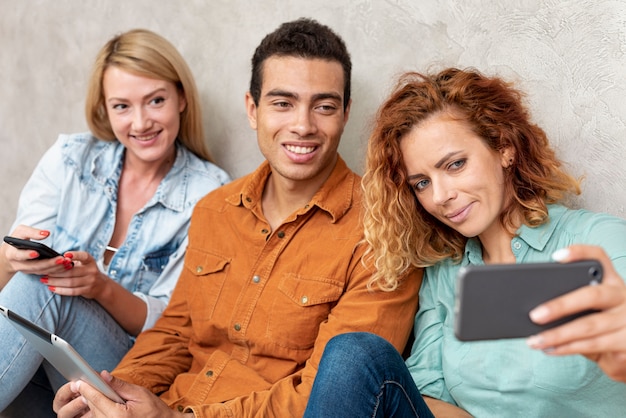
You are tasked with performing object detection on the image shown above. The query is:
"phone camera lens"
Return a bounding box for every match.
[589,267,600,279]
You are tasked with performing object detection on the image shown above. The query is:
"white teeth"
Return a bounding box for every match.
[285,145,315,154]
[134,133,158,141]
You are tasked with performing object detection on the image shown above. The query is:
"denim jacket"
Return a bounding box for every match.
[10,133,231,331]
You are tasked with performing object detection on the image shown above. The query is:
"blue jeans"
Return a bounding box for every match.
[0,272,134,413]
[304,332,434,418]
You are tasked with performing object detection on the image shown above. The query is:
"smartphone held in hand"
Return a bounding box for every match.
[3,236,61,259]
[454,260,603,341]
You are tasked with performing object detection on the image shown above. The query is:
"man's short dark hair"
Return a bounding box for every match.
[249,18,352,111]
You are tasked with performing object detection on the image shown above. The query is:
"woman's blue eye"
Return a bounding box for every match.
[414,179,430,191]
[449,159,466,170]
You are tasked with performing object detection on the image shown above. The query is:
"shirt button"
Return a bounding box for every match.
[277,231,285,238]
[205,370,213,377]
[261,229,269,234]
[246,197,252,203]
[301,296,308,304]
[513,241,522,250]
[234,323,241,331]
[177,405,184,412]
[304,204,310,209]
[252,275,260,283]
[196,266,203,273]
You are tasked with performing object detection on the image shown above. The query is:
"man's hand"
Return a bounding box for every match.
[54,371,193,418]
[527,244,626,382]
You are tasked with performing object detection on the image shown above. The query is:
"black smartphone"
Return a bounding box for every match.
[454,260,603,341]
[3,236,62,259]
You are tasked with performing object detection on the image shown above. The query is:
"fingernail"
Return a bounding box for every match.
[29,251,39,259]
[527,335,542,348]
[71,380,81,392]
[55,258,65,265]
[64,262,73,270]
[40,277,49,284]
[48,286,56,292]
[40,231,50,237]
[529,305,549,322]
[64,252,73,259]
[551,248,570,262]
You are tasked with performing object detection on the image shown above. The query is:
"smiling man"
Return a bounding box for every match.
[53,18,421,418]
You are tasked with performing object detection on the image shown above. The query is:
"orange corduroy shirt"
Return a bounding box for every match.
[113,157,421,417]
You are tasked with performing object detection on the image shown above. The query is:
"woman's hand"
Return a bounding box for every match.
[527,244,626,382]
[47,250,148,336]
[45,250,110,300]
[0,225,72,288]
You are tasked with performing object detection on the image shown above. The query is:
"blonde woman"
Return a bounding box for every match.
[0,29,230,415]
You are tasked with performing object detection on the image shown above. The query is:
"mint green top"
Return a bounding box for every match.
[407,205,626,417]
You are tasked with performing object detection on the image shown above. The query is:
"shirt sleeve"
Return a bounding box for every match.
[133,237,188,331]
[113,264,195,394]
[406,265,456,405]
[576,213,626,278]
[9,135,65,236]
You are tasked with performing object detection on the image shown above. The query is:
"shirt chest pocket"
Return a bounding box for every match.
[185,248,231,322]
[133,247,176,293]
[268,273,344,350]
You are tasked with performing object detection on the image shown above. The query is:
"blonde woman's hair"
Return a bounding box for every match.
[363,68,581,291]
[85,28,213,162]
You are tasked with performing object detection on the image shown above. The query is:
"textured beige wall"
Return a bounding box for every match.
[2,0,625,235]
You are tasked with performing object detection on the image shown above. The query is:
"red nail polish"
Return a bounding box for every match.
[64,253,74,259]
[48,286,56,292]
[40,230,50,237]
[29,251,39,259]
[40,277,49,284]
[55,258,65,265]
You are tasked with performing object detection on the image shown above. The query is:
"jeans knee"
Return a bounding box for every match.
[322,332,397,370]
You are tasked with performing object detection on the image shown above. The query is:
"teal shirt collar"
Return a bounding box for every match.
[464,204,568,265]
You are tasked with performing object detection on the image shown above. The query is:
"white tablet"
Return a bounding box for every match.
[0,305,124,403]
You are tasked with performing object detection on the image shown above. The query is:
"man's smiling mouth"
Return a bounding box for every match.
[285,144,315,154]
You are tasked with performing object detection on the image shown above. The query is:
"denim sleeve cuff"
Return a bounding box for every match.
[133,292,167,331]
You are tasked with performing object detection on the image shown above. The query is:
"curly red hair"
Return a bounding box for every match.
[363,68,580,290]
